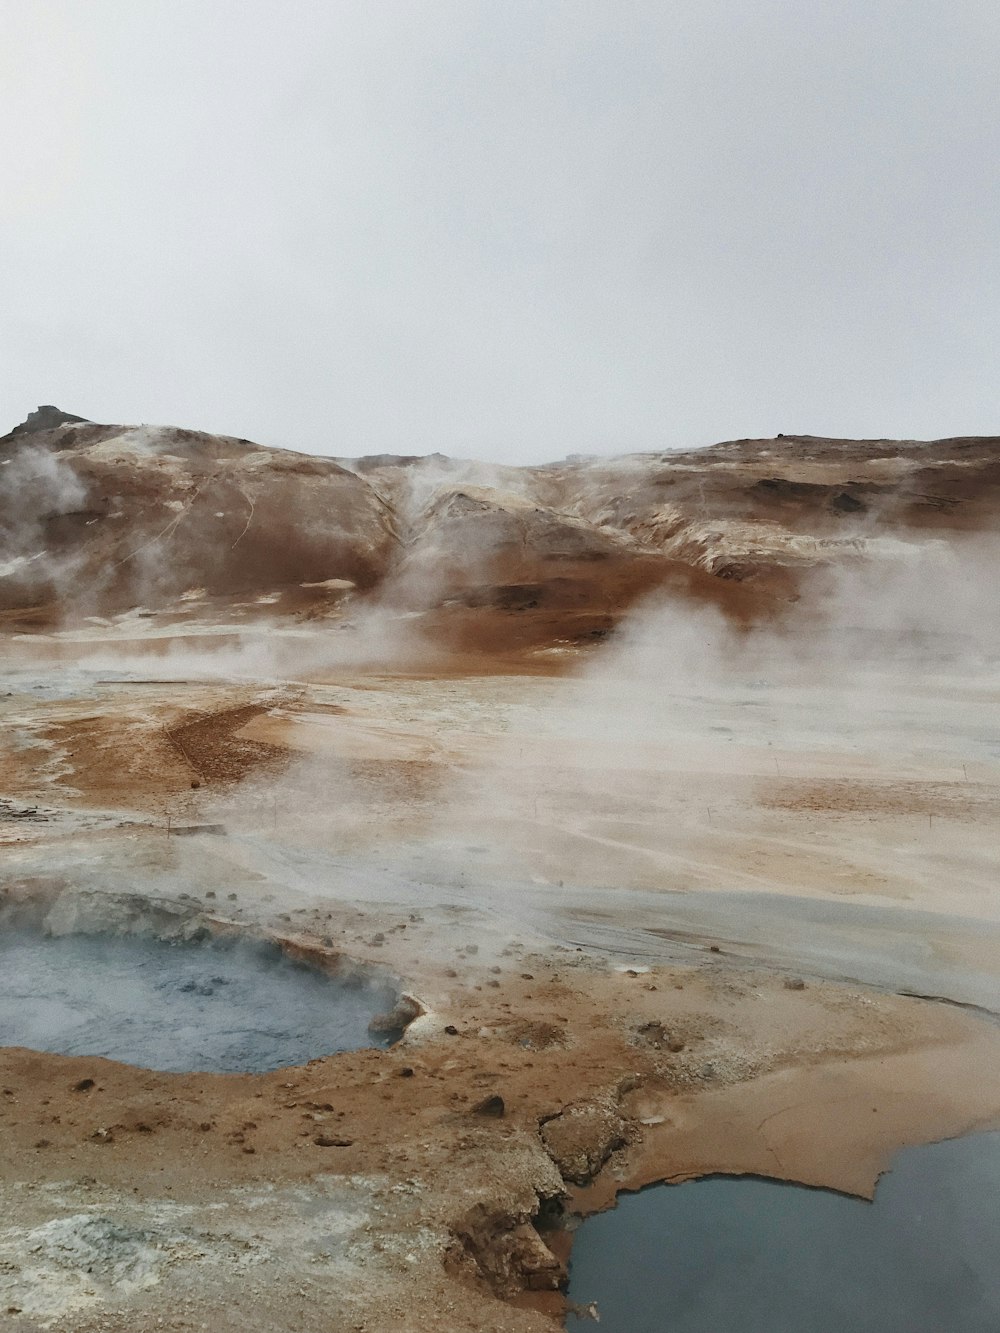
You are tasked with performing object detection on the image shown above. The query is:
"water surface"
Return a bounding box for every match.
[0,930,396,1072]
[567,1133,1000,1332]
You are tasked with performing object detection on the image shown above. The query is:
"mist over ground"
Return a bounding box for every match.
[3,0,1000,1326]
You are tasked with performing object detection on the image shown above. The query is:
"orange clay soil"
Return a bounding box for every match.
[2,623,1000,1330]
[2,897,1000,1333]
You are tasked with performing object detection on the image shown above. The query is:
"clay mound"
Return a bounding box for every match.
[2,409,997,639]
[390,484,639,608]
[0,416,400,616]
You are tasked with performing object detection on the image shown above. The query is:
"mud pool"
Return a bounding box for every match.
[0,931,399,1072]
[566,1132,1000,1332]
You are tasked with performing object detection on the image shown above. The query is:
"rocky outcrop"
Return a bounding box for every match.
[449,1194,567,1297]
[539,1085,637,1186]
[5,405,90,437]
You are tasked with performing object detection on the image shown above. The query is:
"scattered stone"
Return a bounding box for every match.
[471,1095,505,1118]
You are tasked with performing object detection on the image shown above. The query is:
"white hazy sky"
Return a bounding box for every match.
[2,1,997,463]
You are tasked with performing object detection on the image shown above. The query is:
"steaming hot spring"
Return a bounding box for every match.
[0,891,418,1074]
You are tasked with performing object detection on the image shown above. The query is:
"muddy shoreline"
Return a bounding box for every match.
[3,875,1000,1329]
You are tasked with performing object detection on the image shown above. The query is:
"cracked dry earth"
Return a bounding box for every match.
[2,640,1000,1331]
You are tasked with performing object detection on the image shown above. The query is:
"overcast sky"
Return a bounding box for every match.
[2,1,997,463]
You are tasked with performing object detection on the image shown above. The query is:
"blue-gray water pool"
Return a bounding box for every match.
[566,1132,1000,1332]
[0,930,398,1072]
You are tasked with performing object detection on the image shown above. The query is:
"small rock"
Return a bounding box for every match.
[314,1134,353,1148]
[73,1078,96,1093]
[471,1095,505,1118]
[784,977,806,990]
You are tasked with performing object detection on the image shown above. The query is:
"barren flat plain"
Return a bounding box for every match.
[1,410,999,1330]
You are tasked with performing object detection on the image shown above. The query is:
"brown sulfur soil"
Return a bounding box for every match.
[1,904,999,1333]
[2,422,1000,1329]
[166,703,290,785]
[2,644,1000,1330]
